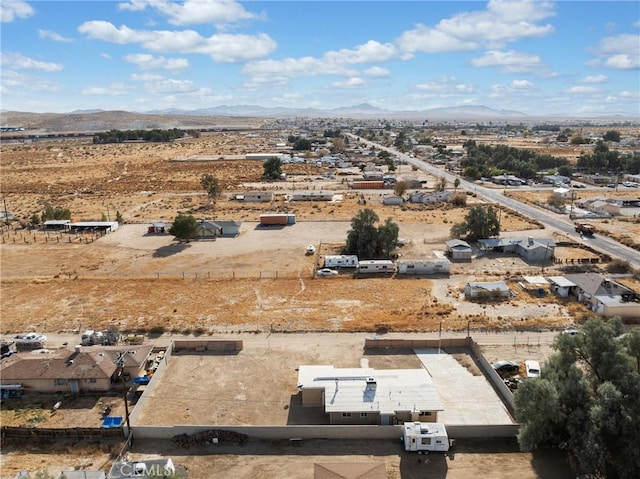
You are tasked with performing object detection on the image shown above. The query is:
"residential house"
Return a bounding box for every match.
[589,200,621,216]
[0,345,153,394]
[242,191,274,202]
[396,258,451,275]
[197,219,242,238]
[291,191,335,201]
[297,365,443,425]
[562,273,639,318]
[445,239,472,261]
[464,281,510,299]
[477,237,555,264]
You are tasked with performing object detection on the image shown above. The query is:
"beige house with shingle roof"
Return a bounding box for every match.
[0,345,153,394]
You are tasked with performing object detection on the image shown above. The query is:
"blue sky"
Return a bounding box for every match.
[1,0,639,116]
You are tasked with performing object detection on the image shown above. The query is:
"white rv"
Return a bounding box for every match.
[357,260,395,274]
[403,422,452,454]
[324,255,359,268]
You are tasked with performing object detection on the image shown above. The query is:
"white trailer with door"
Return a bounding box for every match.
[402,422,453,454]
[324,255,359,268]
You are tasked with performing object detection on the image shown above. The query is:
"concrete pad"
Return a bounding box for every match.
[414,348,513,425]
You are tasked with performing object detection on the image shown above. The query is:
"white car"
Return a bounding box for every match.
[316,268,338,276]
[305,245,316,255]
[525,360,541,378]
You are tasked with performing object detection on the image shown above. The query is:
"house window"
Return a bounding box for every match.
[341,412,352,418]
[419,411,432,417]
[360,412,368,418]
[86,378,97,383]
[54,379,67,386]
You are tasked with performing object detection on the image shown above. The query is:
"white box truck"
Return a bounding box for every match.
[402,422,453,454]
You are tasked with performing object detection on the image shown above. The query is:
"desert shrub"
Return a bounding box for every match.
[605,259,632,274]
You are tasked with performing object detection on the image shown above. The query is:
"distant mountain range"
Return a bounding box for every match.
[1,104,636,133]
[146,103,529,120]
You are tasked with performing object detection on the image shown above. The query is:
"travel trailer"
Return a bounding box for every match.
[402,422,453,454]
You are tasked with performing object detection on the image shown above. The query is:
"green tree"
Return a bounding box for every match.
[450,206,500,241]
[454,178,460,192]
[436,176,447,191]
[557,165,573,178]
[115,211,124,224]
[377,217,400,257]
[42,205,71,221]
[201,174,222,204]
[292,138,312,151]
[263,157,283,180]
[345,209,379,259]
[30,212,41,224]
[101,212,108,221]
[515,318,640,479]
[547,195,566,209]
[603,130,621,142]
[169,214,199,243]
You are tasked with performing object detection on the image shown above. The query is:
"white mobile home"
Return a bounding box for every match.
[357,260,395,274]
[403,422,451,453]
[396,258,451,275]
[324,255,359,268]
[242,191,274,202]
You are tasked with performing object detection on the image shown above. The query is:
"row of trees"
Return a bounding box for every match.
[462,141,568,180]
[344,209,399,258]
[92,128,190,144]
[576,141,640,175]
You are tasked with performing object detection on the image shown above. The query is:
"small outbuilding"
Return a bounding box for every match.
[396,258,450,275]
[445,239,472,261]
[242,191,274,202]
[147,222,166,234]
[42,220,71,231]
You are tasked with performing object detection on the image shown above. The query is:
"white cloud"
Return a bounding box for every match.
[415,76,475,96]
[100,53,112,60]
[332,77,365,89]
[81,82,132,96]
[620,90,640,99]
[143,78,199,94]
[130,72,164,81]
[324,41,398,64]
[581,74,608,83]
[566,86,600,94]
[38,29,74,43]
[1,0,33,22]
[363,66,390,77]
[471,49,545,73]
[511,79,534,89]
[593,33,640,70]
[398,0,554,54]
[0,69,60,92]
[1,52,63,72]
[124,53,189,71]
[117,0,258,26]
[78,21,276,63]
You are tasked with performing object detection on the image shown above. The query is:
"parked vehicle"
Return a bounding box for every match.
[403,422,453,454]
[562,327,580,335]
[525,360,541,378]
[316,268,339,276]
[14,333,47,349]
[305,245,316,255]
[492,360,520,375]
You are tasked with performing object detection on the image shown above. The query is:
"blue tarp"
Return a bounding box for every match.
[101,416,123,428]
[133,376,150,384]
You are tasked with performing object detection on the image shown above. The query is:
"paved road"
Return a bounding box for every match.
[349,135,640,270]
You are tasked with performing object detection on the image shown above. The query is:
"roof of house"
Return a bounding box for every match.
[445,239,471,249]
[547,276,577,288]
[0,345,153,382]
[478,237,555,249]
[298,366,442,415]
